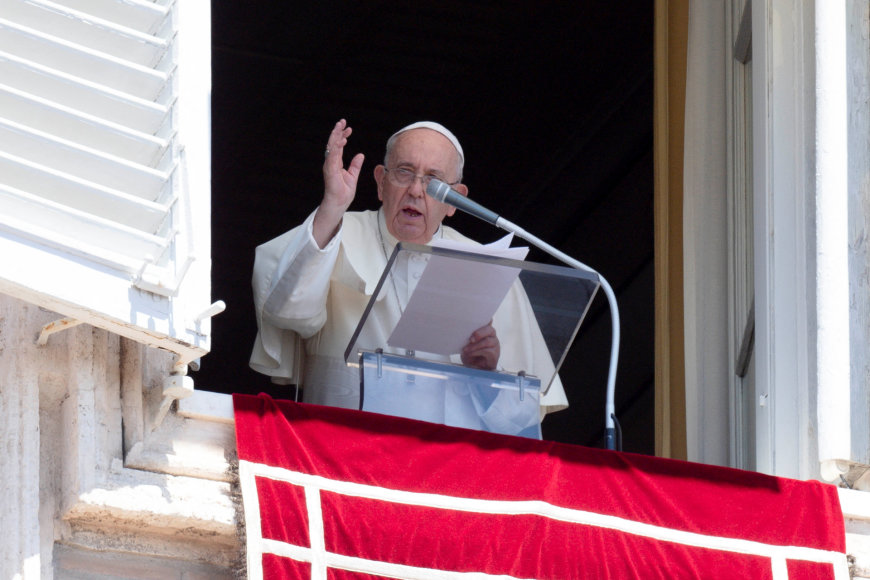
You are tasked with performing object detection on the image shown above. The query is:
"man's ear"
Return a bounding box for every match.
[374,165,385,201]
[445,183,468,217]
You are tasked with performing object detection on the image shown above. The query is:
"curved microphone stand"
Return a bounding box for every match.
[428,179,621,450]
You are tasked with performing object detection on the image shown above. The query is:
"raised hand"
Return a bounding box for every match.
[313,119,365,248]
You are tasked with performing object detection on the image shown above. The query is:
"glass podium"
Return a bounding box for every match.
[344,242,599,439]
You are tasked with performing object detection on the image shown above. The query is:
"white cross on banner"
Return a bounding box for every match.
[233,393,848,579]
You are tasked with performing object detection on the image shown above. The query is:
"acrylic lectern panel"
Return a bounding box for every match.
[359,351,543,439]
[344,242,599,437]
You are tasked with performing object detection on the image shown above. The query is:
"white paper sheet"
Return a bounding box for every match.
[387,234,528,355]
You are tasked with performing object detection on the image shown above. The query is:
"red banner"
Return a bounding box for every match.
[233,393,847,579]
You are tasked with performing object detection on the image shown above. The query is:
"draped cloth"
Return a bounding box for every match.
[234,393,848,580]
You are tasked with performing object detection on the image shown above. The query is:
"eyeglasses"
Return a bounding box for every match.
[384,167,460,190]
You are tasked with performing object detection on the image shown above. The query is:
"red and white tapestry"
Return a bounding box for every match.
[233,393,848,579]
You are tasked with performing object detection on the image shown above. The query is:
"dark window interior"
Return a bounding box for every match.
[202,2,655,453]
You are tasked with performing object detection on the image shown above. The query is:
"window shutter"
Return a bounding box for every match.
[0,0,213,363]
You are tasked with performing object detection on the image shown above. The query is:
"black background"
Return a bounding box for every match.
[201,2,655,453]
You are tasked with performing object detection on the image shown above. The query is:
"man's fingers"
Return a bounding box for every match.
[324,121,363,183]
[325,119,350,159]
[462,321,500,370]
[461,340,499,370]
[346,152,365,180]
[462,338,497,361]
[469,324,496,344]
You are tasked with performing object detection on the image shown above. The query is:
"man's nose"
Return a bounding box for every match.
[408,176,426,197]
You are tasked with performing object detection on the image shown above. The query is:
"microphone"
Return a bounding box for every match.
[426,176,622,451]
[426,179,500,225]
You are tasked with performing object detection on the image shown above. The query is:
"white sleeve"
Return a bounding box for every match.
[258,209,342,337]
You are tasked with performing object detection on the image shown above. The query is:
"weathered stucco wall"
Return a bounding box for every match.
[0,293,240,579]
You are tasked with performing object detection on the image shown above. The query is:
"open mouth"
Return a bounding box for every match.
[403,208,422,217]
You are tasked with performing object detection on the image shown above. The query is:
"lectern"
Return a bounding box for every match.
[344,242,599,439]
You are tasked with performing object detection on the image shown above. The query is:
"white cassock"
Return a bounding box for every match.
[249,208,568,428]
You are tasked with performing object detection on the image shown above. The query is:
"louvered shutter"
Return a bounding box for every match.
[0,0,212,362]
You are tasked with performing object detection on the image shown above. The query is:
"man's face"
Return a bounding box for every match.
[374,129,467,244]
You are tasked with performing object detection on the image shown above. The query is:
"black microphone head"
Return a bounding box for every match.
[426,178,450,203]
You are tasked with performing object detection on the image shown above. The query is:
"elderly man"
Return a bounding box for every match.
[249,119,567,418]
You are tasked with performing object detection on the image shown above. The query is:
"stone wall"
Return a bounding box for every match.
[0,293,240,579]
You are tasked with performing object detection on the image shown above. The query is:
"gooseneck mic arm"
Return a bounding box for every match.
[427,179,621,451]
[427,179,501,225]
